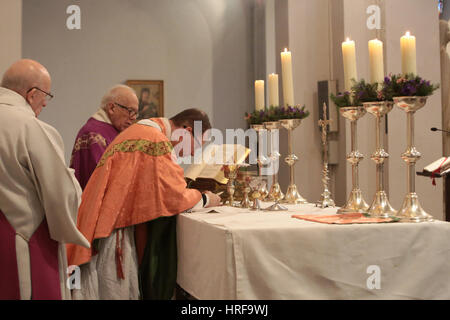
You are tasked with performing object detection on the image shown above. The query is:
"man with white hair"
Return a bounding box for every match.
[0,59,89,299]
[70,85,139,189]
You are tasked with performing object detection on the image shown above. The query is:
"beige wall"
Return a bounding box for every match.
[0,0,22,75]
[22,0,255,161]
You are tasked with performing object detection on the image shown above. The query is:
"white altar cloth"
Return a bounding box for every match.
[176,203,450,300]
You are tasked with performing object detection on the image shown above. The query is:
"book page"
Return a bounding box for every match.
[424,157,450,173]
[184,144,251,184]
[184,144,220,181]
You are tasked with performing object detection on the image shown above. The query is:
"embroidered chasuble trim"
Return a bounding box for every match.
[72,132,107,153]
[96,139,173,168]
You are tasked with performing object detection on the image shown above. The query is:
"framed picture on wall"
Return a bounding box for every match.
[125,80,164,120]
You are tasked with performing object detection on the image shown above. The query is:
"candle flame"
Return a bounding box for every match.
[405,31,411,37]
[284,48,288,52]
[346,37,350,42]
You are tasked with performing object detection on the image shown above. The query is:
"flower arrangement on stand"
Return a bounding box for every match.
[245,105,310,125]
[383,73,439,98]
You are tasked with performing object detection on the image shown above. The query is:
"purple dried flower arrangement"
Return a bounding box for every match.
[245,105,310,125]
[383,73,439,98]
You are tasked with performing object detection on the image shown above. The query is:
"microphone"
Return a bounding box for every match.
[431,127,450,134]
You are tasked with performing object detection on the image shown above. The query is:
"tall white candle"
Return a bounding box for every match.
[268,73,279,107]
[368,38,384,84]
[401,31,417,75]
[280,48,294,107]
[255,80,265,111]
[342,38,357,92]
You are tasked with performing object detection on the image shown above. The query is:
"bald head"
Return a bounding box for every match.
[1,59,52,117]
[1,59,51,98]
[101,85,137,110]
[102,85,139,132]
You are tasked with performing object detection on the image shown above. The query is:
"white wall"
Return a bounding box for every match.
[385,0,444,220]
[0,0,22,75]
[22,0,255,160]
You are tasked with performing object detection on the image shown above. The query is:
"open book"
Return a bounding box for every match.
[184,144,251,184]
[421,157,450,177]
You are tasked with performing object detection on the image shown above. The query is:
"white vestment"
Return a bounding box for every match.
[0,87,89,299]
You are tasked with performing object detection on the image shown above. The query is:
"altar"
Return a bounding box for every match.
[176,203,450,300]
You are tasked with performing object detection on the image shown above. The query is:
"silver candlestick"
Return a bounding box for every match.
[279,118,308,204]
[316,103,335,208]
[338,106,370,214]
[263,121,287,211]
[393,96,433,222]
[251,124,269,200]
[363,101,397,218]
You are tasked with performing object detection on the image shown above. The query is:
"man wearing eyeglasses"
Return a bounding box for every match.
[70,85,139,189]
[0,59,89,300]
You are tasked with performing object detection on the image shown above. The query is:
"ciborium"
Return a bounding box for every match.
[249,176,267,211]
[279,118,308,204]
[237,170,254,209]
[223,163,240,207]
[363,101,397,218]
[263,121,287,211]
[338,106,369,214]
[393,96,433,222]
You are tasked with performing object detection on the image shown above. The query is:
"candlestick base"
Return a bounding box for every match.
[337,189,369,213]
[282,184,308,204]
[367,191,397,218]
[316,189,335,208]
[263,202,288,211]
[396,193,433,222]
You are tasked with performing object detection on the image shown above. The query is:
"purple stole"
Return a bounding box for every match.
[0,211,60,300]
[70,118,118,189]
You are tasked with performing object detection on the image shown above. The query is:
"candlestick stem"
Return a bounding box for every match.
[338,107,369,214]
[279,119,307,205]
[363,101,397,218]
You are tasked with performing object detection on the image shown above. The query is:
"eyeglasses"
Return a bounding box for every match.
[27,87,54,102]
[114,102,138,118]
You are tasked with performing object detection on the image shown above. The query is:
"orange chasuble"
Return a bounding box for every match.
[67,118,201,268]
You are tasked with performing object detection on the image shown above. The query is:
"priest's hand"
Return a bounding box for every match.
[204,191,222,208]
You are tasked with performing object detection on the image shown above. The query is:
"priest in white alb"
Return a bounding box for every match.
[0,59,89,300]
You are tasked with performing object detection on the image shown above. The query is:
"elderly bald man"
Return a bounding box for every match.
[0,59,89,300]
[70,85,139,189]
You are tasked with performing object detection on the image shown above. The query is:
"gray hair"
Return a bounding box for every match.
[100,84,136,110]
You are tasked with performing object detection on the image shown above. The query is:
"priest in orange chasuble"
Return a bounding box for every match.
[67,108,221,300]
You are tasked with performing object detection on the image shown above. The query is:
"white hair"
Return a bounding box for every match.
[100,84,136,110]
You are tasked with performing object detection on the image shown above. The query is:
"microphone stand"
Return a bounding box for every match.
[431,127,450,134]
